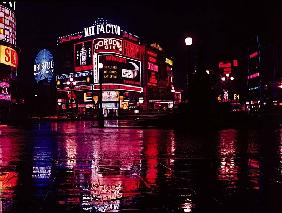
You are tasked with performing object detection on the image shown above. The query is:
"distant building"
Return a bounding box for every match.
[55,18,180,118]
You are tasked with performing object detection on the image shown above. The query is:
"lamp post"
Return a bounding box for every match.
[185,36,192,99]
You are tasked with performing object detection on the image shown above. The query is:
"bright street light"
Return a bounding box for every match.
[185,37,192,46]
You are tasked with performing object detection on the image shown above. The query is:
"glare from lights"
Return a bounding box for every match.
[226,73,230,77]
[185,37,192,46]
[206,70,210,74]
[98,63,104,69]
[230,77,235,80]
[221,77,226,81]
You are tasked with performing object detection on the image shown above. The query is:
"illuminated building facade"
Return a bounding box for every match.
[0,1,18,121]
[56,18,178,118]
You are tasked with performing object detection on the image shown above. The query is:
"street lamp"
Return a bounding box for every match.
[185,37,193,46]
[184,36,193,98]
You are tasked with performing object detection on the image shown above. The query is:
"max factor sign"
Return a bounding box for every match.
[84,24,121,37]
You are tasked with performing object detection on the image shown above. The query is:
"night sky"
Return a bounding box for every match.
[15,0,282,89]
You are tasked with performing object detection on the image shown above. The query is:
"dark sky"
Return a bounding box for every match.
[16,0,282,89]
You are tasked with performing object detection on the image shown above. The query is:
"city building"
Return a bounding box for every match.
[0,1,18,122]
[55,18,179,118]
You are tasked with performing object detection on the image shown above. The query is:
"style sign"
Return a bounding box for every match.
[0,45,17,68]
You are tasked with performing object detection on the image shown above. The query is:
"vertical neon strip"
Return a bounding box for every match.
[93,52,98,83]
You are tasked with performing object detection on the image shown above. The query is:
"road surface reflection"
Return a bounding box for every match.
[0,121,281,212]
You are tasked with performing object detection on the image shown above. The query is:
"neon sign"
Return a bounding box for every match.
[105,55,126,63]
[59,34,83,44]
[0,45,17,68]
[122,40,143,60]
[74,41,93,71]
[248,72,260,79]
[98,54,141,86]
[34,49,54,83]
[249,51,258,59]
[93,38,122,53]
[84,24,121,37]
[219,62,232,68]
[148,62,158,72]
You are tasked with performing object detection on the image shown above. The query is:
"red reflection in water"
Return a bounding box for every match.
[55,123,143,212]
[144,131,159,185]
[247,141,260,190]
[0,133,19,212]
[217,129,238,188]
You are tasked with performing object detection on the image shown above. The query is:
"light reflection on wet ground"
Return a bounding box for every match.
[0,121,282,212]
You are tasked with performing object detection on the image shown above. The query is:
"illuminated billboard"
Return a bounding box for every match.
[99,54,141,87]
[74,40,93,71]
[0,81,10,101]
[34,49,54,83]
[93,38,122,54]
[0,44,17,67]
[0,3,16,45]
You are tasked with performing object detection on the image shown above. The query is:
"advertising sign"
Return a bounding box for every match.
[74,41,93,71]
[93,38,122,54]
[0,81,10,101]
[122,40,144,60]
[99,54,141,87]
[0,45,17,67]
[0,4,16,45]
[102,91,119,102]
[34,49,54,83]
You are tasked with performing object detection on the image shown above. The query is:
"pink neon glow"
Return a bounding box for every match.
[148,62,158,72]
[146,51,157,58]
[94,84,142,92]
[248,72,260,79]
[233,60,238,67]
[219,62,232,69]
[249,51,258,59]
[105,55,127,63]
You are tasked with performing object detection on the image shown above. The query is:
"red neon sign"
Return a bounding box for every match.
[147,51,157,58]
[148,56,157,63]
[248,72,260,79]
[122,40,143,60]
[249,51,258,58]
[233,60,238,67]
[59,34,83,43]
[105,55,127,63]
[223,67,232,73]
[219,62,232,68]
[148,62,158,72]
[94,84,142,92]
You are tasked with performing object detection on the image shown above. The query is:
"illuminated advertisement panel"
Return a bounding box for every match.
[0,81,10,101]
[146,50,158,86]
[0,44,17,67]
[102,91,119,102]
[0,4,16,45]
[93,38,122,54]
[74,40,93,71]
[34,49,54,83]
[99,54,141,87]
[122,40,144,60]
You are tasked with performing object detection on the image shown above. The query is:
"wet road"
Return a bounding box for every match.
[0,121,282,212]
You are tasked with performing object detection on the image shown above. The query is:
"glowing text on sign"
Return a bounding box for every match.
[84,24,121,37]
[0,45,17,67]
[93,38,122,53]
